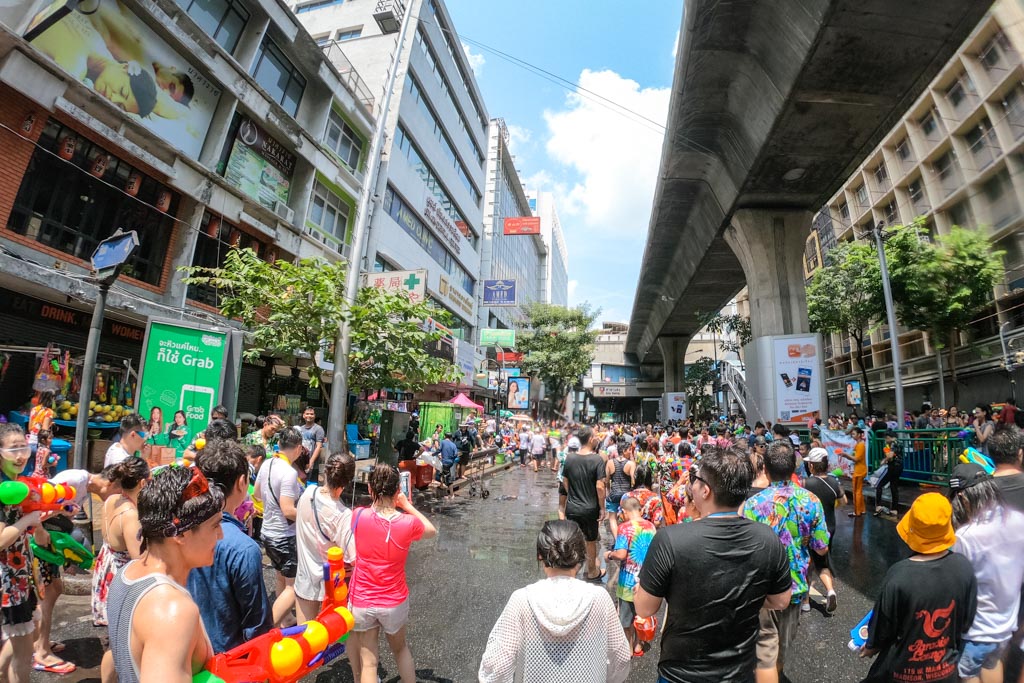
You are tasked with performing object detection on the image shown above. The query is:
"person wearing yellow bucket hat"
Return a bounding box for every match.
[859,493,978,683]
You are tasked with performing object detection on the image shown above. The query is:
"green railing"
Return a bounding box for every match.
[866,428,967,487]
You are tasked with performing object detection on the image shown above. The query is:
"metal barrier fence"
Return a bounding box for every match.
[866,428,968,487]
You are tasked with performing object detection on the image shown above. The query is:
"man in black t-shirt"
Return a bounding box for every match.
[394,431,421,461]
[988,425,1024,512]
[562,426,606,581]
[636,447,792,683]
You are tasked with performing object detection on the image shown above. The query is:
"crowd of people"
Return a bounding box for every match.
[2,399,1024,683]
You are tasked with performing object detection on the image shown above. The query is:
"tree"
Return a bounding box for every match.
[515,303,599,416]
[682,356,717,420]
[697,310,752,356]
[180,248,460,399]
[885,220,1004,405]
[807,241,884,414]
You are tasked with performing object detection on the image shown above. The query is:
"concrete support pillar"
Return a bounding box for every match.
[658,336,687,393]
[724,209,814,338]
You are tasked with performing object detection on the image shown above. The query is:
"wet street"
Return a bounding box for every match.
[38,467,920,683]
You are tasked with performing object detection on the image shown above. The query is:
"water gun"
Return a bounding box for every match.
[959,447,995,475]
[848,610,873,651]
[0,477,76,514]
[194,548,353,683]
[30,530,94,570]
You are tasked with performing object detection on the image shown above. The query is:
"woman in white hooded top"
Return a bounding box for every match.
[478,520,631,683]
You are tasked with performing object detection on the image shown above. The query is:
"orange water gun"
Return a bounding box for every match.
[0,476,76,513]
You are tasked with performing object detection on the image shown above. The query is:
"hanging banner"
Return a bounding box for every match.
[845,380,863,406]
[225,117,295,210]
[482,279,517,306]
[137,320,229,441]
[820,428,857,477]
[503,216,541,235]
[662,392,687,421]
[27,0,221,160]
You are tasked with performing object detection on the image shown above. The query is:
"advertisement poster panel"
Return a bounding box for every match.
[662,392,687,421]
[224,117,295,209]
[27,0,221,160]
[772,335,823,423]
[503,217,541,235]
[506,377,531,410]
[137,321,228,440]
[820,428,857,477]
[482,280,517,306]
[845,380,863,406]
[480,328,516,347]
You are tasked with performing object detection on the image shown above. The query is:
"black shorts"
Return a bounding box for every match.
[566,513,600,542]
[263,535,298,578]
[1,591,38,628]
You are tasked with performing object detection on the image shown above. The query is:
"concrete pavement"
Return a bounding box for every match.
[32,467,954,682]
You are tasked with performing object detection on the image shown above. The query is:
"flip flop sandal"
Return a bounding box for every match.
[632,647,645,658]
[33,658,77,674]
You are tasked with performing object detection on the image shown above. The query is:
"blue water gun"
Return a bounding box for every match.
[959,447,995,475]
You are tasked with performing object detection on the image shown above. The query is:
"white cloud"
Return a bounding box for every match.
[505,124,531,155]
[462,42,485,76]
[542,69,670,237]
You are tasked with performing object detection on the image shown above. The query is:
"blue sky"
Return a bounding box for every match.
[443,0,684,324]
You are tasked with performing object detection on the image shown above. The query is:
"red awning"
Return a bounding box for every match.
[448,392,484,411]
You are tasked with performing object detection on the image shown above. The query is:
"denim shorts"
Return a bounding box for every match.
[958,639,1008,678]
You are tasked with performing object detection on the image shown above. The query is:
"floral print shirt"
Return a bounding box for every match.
[0,499,35,609]
[617,487,664,527]
[740,480,829,603]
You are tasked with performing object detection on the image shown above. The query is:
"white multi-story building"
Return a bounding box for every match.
[530,191,569,308]
[292,0,489,384]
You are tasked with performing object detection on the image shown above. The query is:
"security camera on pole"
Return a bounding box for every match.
[72,229,139,470]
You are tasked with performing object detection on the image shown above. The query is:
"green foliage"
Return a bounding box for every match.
[697,310,752,355]
[807,240,884,412]
[515,303,599,410]
[180,248,459,396]
[682,356,717,419]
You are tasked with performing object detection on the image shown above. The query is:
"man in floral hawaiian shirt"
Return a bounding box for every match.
[741,440,829,683]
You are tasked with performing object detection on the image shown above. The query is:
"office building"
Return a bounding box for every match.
[808,0,1024,412]
[531,190,569,308]
[293,0,489,385]
[0,0,373,416]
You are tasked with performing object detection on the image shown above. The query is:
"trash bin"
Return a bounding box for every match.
[50,439,72,473]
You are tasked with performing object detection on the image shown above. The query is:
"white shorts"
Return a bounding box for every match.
[350,600,410,635]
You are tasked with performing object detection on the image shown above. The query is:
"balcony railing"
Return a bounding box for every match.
[967,128,1000,172]
[321,41,376,116]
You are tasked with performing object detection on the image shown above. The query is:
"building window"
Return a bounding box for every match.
[873,162,889,189]
[895,138,913,162]
[980,31,1013,72]
[252,38,306,116]
[7,119,177,287]
[946,73,976,109]
[175,0,249,53]
[1003,85,1024,139]
[373,255,397,273]
[314,34,332,47]
[307,181,351,243]
[949,200,974,228]
[883,200,899,225]
[324,109,363,171]
[296,0,344,12]
[188,213,267,306]
[336,28,362,41]
[855,184,868,208]
[838,201,850,222]
[919,109,939,138]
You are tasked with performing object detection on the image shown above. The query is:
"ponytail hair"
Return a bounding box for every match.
[101,456,150,490]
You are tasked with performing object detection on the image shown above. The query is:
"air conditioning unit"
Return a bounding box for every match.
[272,201,295,224]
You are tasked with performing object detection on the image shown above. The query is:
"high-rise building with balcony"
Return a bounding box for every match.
[807,0,1024,412]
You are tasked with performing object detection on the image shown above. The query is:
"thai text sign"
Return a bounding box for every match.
[503,217,541,235]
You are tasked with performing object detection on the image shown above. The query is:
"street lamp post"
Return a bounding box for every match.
[872,222,905,426]
[326,0,415,453]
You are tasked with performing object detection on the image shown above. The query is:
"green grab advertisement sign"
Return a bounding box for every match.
[480,328,515,347]
[137,321,228,440]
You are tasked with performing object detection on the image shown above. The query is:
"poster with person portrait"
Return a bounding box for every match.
[26,0,221,160]
[506,377,530,411]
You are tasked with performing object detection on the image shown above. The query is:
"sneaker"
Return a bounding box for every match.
[826,591,838,613]
[800,600,811,613]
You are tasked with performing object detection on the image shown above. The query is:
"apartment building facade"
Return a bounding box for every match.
[808,0,1024,413]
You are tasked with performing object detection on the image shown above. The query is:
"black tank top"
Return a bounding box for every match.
[610,457,631,500]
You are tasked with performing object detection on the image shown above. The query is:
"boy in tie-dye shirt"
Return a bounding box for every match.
[606,496,657,656]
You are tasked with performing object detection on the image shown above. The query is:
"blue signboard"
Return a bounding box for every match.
[483,279,517,306]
